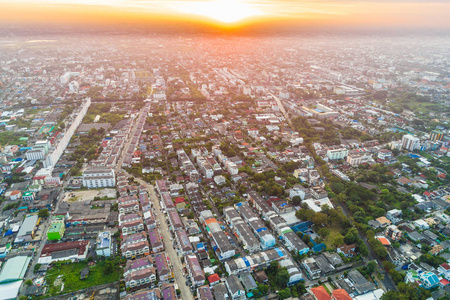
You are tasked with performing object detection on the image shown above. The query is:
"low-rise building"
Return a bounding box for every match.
[225,275,245,300]
[186,254,205,287]
[96,231,113,257]
[82,168,115,188]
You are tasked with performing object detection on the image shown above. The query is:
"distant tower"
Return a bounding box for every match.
[430,130,444,142]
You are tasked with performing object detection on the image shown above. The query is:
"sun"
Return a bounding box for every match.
[178,0,264,24]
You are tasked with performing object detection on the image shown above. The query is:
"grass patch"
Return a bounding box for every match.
[323,227,342,250]
[44,259,121,297]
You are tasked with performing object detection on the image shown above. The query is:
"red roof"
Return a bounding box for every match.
[208,273,220,283]
[440,279,450,286]
[377,237,391,246]
[41,240,89,257]
[173,197,185,204]
[311,286,331,300]
[332,289,352,300]
[441,263,450,271]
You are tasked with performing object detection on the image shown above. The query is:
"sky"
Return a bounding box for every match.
[0,0,449,33]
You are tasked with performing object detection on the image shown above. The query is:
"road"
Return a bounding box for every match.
[270,92,293,129]
[20,179,70,296]
[337,200,397,291]
[132,177,194,300]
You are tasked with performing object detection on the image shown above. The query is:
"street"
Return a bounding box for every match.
[133,177,194,300]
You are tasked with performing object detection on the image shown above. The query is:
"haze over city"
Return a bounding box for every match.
[0,1,449,300]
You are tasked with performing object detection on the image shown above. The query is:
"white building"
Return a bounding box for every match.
[290,185,306,200]
[26,149,46,160]
[402,135,420,152]
[44,98,91,168]
[327,148,349,160]
[228,162,239,175]
[347,153,373,166]
[82,168,115,188]
[69,81,79,93]
[96,231,113,257]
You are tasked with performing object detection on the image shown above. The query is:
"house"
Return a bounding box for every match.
[225,275,245,300]
[197,285,214,300]
[419,272,440,289]
[254,270,269,284]
[331,289,352,300]
[208,273,221,286]
[214,175,226,186]
[386,209,402,224]
[375,217,391,227]
[347,270,376,295]
[310,286,331,300]
[337,244,356,257]
[290,184,306,200]
[413,219,430,230]
[239,272,257,292]
[302,257,321,280]
[438,263,450,280]
[186,254,205,287]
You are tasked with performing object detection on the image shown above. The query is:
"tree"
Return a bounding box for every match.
[103,260,115,275]
[296,208,314,221]
[330,232,345,247]
[278,288,291,300]
[38,209,49,218]
[382,260,396,271]
[24,279,33,286]
[34,263,41,273]
[366,261,377,275]
[276,267,290,288]
[312,212,329,227]
[255,283,269,297]
[358,243,369,257]
[295,282,307,295]
[344,228,359,245]
[292,196,301,206]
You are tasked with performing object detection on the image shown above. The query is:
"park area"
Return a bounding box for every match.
[44,259,121,297]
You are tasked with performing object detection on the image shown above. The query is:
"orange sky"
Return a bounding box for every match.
[0,0,449,31]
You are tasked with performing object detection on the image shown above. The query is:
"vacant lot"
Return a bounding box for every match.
[44,260,121,297]
[63,189,116,203]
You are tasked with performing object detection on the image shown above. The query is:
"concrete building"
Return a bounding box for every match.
[47,217,65,241]
[82,168,115,188]
[402,135,420,152]
[327,148,349,160]
[186,254,205,287]
[38,240,90,264]
[44,98,90,167]
[14,214,39,244]
[225,275,246,300]
[0,256,31,300]
[96,231,113,257]
[223,206,260,253]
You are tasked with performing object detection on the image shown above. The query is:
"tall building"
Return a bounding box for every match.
[430,130,444,142]
[402,135,420,151]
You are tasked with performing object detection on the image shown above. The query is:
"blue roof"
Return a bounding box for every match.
[422,272,439,285]
[242,257,251,267]
[275,248,284,257]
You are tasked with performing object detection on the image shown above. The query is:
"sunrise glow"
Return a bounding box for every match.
[177,0,265,24]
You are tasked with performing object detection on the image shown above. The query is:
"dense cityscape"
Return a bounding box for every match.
[0,33,449,300]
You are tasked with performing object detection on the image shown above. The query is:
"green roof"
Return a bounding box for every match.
[48,222,63,233]
[0,256,31,283]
